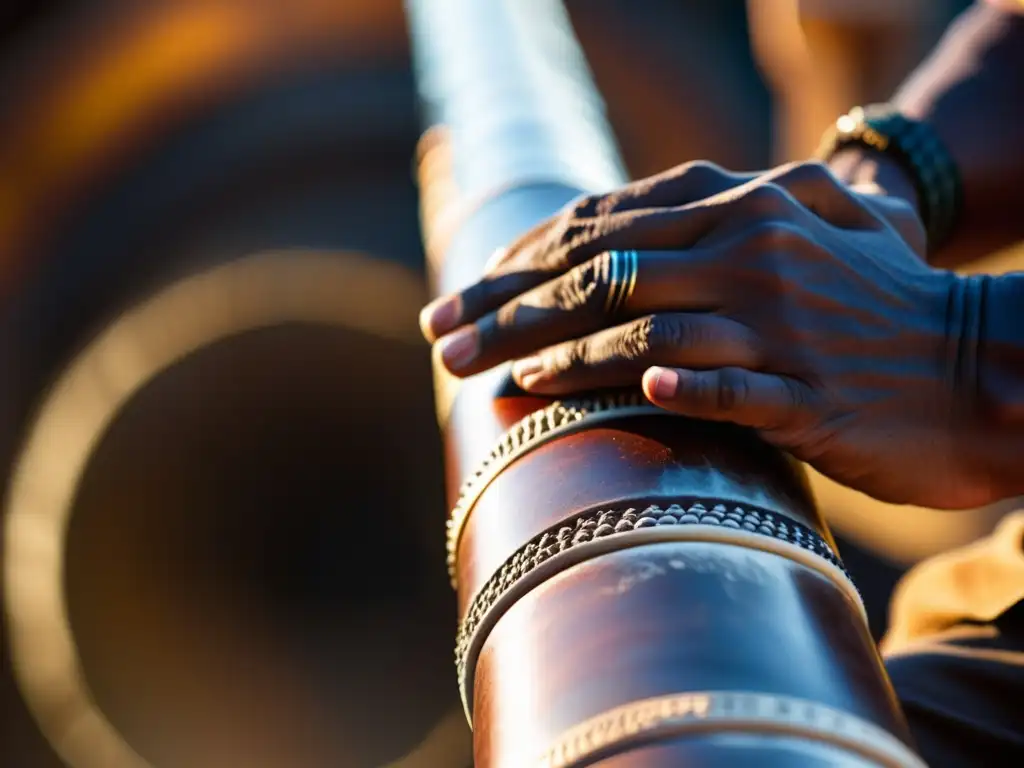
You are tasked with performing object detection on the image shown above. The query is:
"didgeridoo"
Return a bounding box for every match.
[405,1,923,765]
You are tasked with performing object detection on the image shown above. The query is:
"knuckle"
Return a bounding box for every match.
[772,160,836,189]
[598,175,665,215]
[595,189,630,216]
[783,378,808,411]
[549,338,590,374]
[544,214,602,269]
[600,161,732,214]
[795,160,837,186]
[715,369,749,412]
[612,316,656,361]
[647,314,700,353]
[553,258,606,313]
[672,160,734,199]
[744,181,792,211]
[685,374,712,408]
[677,159,728,183]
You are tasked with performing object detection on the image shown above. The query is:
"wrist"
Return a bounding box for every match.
[828,147,922,217]
[818,105,963,255]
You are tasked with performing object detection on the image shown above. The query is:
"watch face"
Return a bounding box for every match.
[836,113,861,135]
[824,104,961,249]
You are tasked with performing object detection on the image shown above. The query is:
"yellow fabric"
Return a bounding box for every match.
[882,511,1024,656]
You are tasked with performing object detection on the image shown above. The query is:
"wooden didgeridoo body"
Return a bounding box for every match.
[407,2,924,766]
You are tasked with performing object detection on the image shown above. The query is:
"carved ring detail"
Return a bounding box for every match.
[445,391,665,586]
[536,690,927,768]
[456,502,858,718]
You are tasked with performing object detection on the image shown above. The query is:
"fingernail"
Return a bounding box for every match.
[647,367,679,399]
[439,326,479,370]
[512,357,544,388]
[419,294,463,342]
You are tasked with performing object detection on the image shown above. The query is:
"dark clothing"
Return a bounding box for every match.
[883,513,1024,766]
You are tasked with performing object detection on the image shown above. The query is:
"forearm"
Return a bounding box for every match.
[829,2,1024,267]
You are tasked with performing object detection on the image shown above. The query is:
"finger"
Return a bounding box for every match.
[435,249,722,377]
[424,162,870,342]
[421,199,733,342]
[493,162,749,273]
[642,366,812,432]
[432,195,827,377]
[420,207,588,343]
[421,165,758,342]
[420,268,544,344]
[510,314,764,395]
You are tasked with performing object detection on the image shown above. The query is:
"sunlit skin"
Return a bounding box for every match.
[419,163,1024,512]
[419,160,987,510]
[419,3,1024,517]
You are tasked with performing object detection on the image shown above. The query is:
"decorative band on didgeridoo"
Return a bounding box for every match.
[455,501,862,719]
[537,690,926,768]
[445,390,668,586]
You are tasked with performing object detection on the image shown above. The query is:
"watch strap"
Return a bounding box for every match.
[817,104,962,251]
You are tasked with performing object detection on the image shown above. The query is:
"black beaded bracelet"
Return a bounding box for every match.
[816,104,963,252]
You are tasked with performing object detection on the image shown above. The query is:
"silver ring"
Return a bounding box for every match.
[603,249,639,315]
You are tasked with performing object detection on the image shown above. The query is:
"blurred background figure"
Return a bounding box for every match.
[749,0,955,163]
[0,1,1014,767]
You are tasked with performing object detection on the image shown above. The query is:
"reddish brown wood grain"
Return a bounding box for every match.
[474,544,907,767]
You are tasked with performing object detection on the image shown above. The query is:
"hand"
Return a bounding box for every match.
[419,160,997,510]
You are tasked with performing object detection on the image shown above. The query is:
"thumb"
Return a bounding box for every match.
[643,366,810,432]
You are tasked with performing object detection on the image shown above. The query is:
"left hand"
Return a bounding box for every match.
[417,160,993,509]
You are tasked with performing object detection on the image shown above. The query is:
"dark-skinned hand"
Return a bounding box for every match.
[419,160,997,510]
